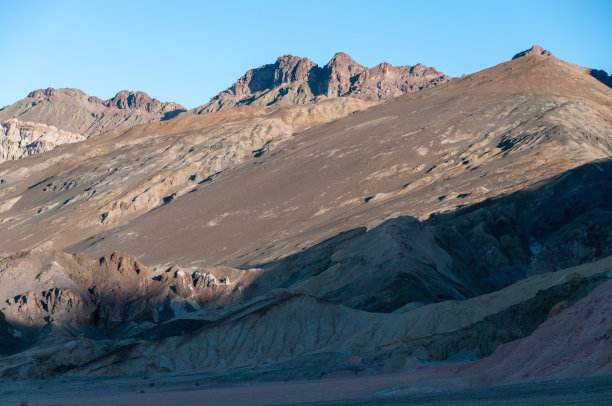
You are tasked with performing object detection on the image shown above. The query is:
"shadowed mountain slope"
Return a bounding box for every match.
[0,188,609,380]
[240,159,611,313]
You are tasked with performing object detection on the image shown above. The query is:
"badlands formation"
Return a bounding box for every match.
[0,48,611,404]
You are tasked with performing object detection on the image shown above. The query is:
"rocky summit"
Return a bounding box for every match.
[0,88,186,162]
[514,45,612,88]
[193,52,450,113]
[512,44,554,59]
[0,45,611,405]
[0,87,185,137]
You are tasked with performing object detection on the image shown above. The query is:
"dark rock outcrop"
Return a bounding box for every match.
[586,68,612,88]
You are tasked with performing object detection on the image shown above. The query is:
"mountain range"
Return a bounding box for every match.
[2,47,611,163]
[0,46,611,404]
[193,52,450,113]
[0,89,186,161]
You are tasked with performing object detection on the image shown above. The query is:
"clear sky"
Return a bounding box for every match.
[1,0,611,109]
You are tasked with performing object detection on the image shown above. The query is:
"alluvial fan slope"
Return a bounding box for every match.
[0,47,611,397]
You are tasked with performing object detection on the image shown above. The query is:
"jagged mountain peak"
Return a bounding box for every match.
[0,87,186,139]
[512,45,554,60]
[27,87,87,99]
[275,53,313,65]
[326,52,363,69]
[104,89,184,113]
[24,87,184,113]
[194,52,450,113]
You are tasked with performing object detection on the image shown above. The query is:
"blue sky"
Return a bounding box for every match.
[1,0,611,109]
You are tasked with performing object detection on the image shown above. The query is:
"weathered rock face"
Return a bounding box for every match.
[454,277,612,385]
[0,88,186,137]
[0,119,85,162]
[194,52,450,113]
[0,250,250,334]
[0,162,609,381]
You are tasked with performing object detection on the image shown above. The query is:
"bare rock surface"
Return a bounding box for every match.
[0,119,85,162]
[243,160,612,313]
[0,249,253,334]
[0,249,609,382]
[0,162,609,380]
[458,277,612,385]
[193,52,450,113]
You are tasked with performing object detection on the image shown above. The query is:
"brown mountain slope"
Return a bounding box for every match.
[3,159,607,337]
[0,97,372,253]
[514,45,612,88]
[0,88,186,136]
[233,159,611,313]
[193,52,450,113]
[1,52,610,267]
[65,52,612,268]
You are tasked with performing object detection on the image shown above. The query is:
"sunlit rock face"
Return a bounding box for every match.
[193,52,450,113]
[0,88,187,135]
[1,119,85,162]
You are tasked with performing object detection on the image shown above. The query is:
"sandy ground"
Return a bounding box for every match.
[1,373,611,406]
